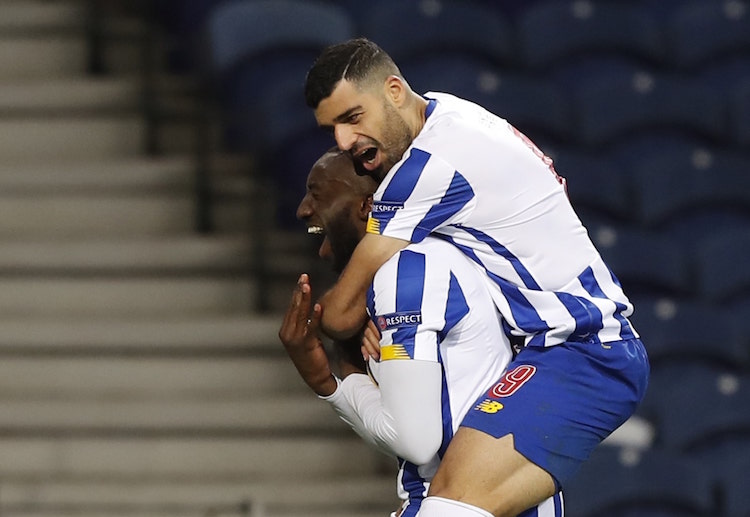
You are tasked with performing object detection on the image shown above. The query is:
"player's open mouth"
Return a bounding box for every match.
[307,225,324,235]
[356,147,381,171]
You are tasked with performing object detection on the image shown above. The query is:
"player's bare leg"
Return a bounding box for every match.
[426,429,556,517]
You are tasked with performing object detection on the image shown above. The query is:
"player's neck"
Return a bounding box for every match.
[409,92,430,139]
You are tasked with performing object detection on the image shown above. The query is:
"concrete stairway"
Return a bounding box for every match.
[0,2,398,516]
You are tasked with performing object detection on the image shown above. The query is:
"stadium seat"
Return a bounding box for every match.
[587,223,690,298]
[698,55,750,95]
[559,59,726,147]
[693,229,750,304]
[564,445,717,517]
[607,131,712,173]
[218,51,320,152]
[718,455,750,517]
[547,147,631,222]
[470,0,549,21]
[403,55,572,144]
[628,142,750,247]
[152,0,229,72]
[199,0,354,152]
[353,0,514,66]
[628,296,748,369]
[638,0,695,23]
[665,0,750,68]
[268,129,335,229]
[203,0,353,76]
[644,364,750,453]
[733,78,750,147]
[516,0,665,69]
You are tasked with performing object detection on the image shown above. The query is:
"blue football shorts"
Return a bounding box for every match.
[460,337,650,489]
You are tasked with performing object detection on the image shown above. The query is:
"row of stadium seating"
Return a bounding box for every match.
[148,0,750,230]
[155,0,750,72]
[145,2,750,515]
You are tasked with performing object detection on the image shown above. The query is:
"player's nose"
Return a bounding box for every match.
[334,125,357,151]
[296,194,313,221]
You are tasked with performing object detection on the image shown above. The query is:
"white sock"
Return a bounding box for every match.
[419,496,494,517]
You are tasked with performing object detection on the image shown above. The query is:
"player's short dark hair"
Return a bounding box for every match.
[304,38,402,109]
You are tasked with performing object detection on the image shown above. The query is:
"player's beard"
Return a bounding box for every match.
[354,100,413,183]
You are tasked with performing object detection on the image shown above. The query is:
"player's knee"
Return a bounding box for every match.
[419,496,493,517]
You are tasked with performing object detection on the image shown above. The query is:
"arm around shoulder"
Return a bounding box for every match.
[320,233,409,340]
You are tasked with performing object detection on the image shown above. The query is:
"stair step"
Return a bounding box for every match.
[0,117,143,163]
[0,357,306,398]
[0,277,254,316]
[0,77,141,114]
[0,1,85,32]
[0,395,350,434]
[0,314,283,352]
[0,436,385,478]
[0,476,397,514]
[0,35,87,79]
[0,237,249,273]
[0,156,192,191]
[0,195,193,237]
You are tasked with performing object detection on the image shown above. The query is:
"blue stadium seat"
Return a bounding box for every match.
[588,223,690,298]
[516,0,665,69]
[204,0,353,77]
[698,55,750,95]
[559,59,726,146]
[645,364,750,453]
[719,455,750,517]
[733,78,750,148]
[697,56,750,150]
[638,0,695,23]
[547,147,631,222]
[628,296,748,369]
[470,0,549,21]
[154,0,225,36]
[629,142,750,247]
[564,445,717,517]
[218,52,320,152]
[403,55,572,144]
[153,0,229,72]
[353,0,514,66]
[269,129,335,229]
[665,0,750,68]
[200,0,354,151]
[693,229,750,304]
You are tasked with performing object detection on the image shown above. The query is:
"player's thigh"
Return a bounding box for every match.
[428,429,555,517]
[462,339,648,486]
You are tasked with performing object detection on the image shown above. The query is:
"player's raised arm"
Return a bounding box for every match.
[318,232,408,340]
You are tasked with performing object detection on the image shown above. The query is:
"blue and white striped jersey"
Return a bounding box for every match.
[366,237,512,515]
[367,92,638,348]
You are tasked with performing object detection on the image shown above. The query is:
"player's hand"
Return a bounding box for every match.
[279,274,337,396]
[362,319,382,361]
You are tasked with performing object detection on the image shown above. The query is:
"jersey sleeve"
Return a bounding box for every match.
[322,363,443,465]
[369,248,451,362]
[367,147,475,244]
[321,247,457,464]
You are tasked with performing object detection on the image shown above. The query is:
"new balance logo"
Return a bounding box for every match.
[474,400,504,414]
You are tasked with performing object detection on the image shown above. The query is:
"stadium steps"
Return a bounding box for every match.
[0,2,391,516]
[0,476,397,516]
[0,437,386,478]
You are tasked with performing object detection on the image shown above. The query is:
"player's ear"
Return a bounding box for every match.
[385,75,406,106]
[360,195,374,220]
